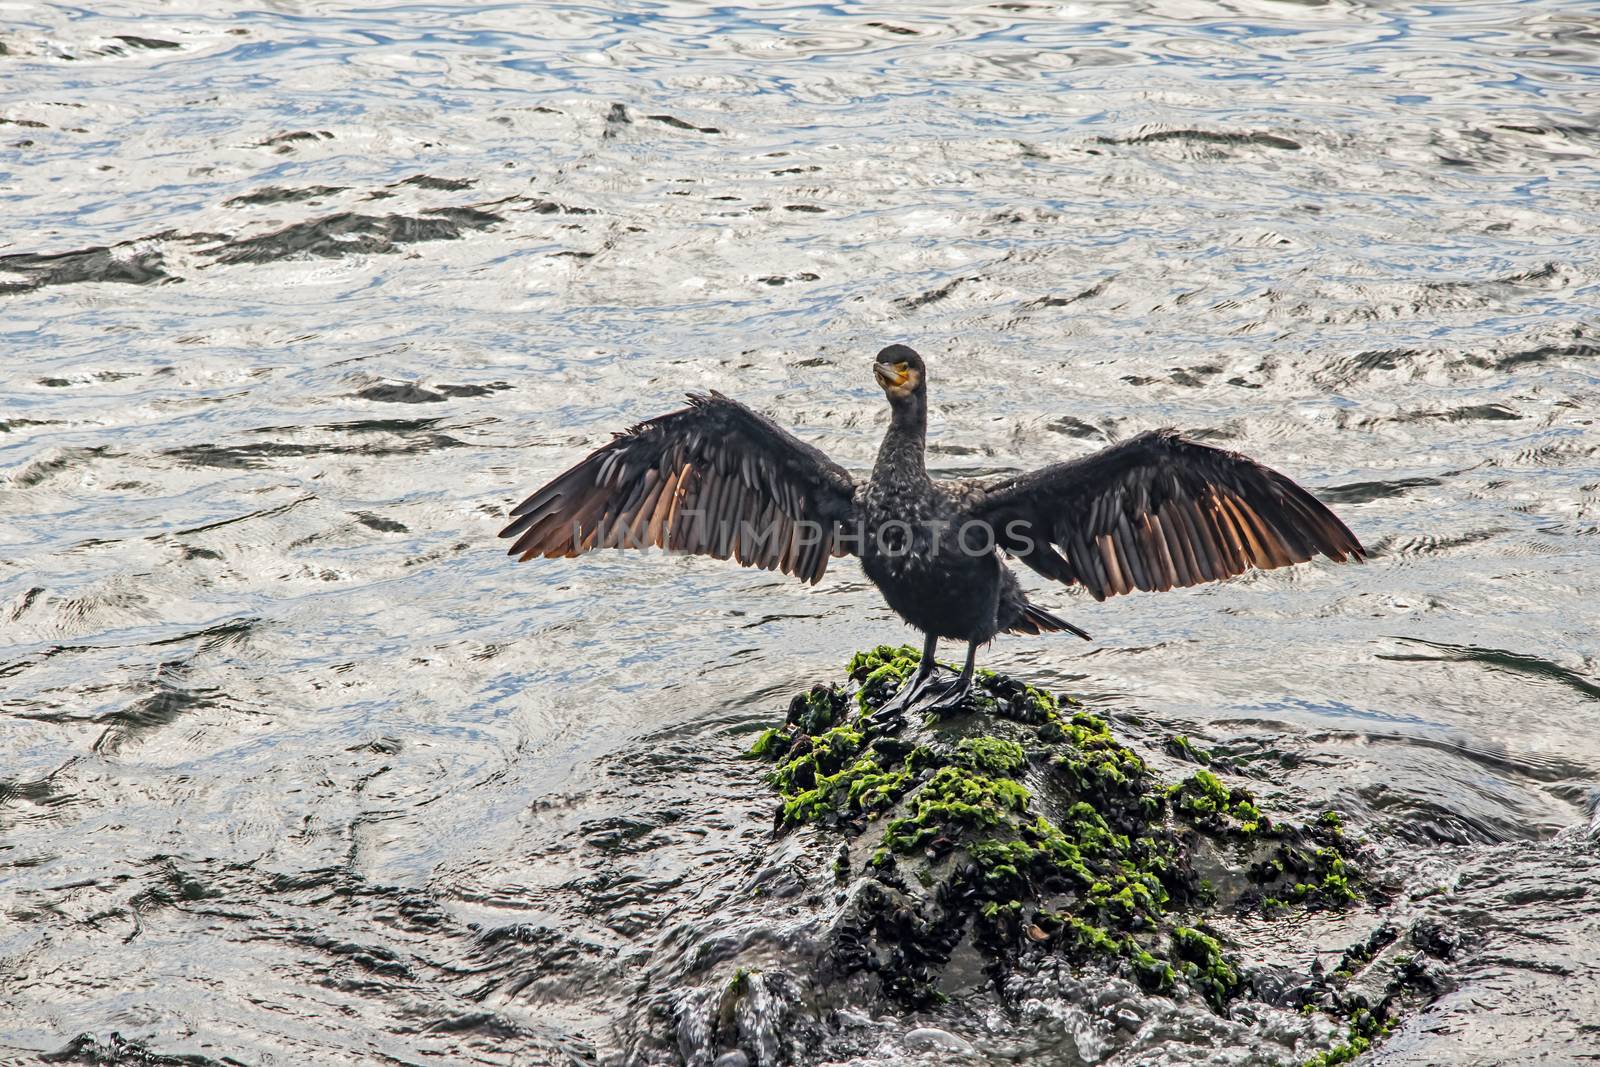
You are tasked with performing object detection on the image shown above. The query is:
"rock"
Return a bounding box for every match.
[904,1026,973,1053]
[660,646,1449,1065]
[749,645,1371,1016]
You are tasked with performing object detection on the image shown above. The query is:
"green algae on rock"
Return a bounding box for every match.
[744,645,1417,1050]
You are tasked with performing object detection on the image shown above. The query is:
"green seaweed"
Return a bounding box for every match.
[746,727,787,760]
[1299,1036,1371,1067]
[882,765,1030,852]
[1300,1011,1390,1067]
[1165,734,1213,765]
[847,644,923,711]
[1170,768,1276,837]
[779,748,914,825]
[1288,848,1359,908]
[955,736,1027,776]
[787,683,847,735]
[1172,926,1242,1011]
[980,898,1023,921]
[1250,828,1363,911]
[1042,913,1124,957]
[1171,769,1228,817]
[1130,948,1178,993]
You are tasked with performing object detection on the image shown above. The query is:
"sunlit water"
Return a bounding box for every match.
[2,2,1598,1064]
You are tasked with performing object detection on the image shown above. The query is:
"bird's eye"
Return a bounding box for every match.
[894,362,909,374]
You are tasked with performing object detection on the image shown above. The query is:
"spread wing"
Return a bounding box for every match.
[499,392,857,584]
[966,429,1364,601]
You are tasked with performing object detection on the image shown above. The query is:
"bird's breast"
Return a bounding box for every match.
[857,485,988,581]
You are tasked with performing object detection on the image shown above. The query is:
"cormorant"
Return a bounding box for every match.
[500,344,1364,712]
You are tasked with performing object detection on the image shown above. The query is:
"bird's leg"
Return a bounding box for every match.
[867,632,939,723]
[910,640,978,712]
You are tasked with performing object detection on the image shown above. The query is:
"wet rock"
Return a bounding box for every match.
[677,969,823,1067]
[669,647,1449,1065]
[1248,963,1313,1008]
[903,1026,972,1053]
[1411,916,1460,960]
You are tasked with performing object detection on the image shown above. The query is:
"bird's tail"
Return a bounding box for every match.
[1009,602,1092,641]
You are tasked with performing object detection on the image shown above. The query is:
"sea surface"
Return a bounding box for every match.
[2,1,1598,1064]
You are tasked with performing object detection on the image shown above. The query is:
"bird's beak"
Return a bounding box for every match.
[874,362,907,389]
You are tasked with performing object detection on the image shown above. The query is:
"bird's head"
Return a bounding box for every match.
[873,344,926,402]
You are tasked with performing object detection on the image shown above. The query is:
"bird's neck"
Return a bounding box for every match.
[875,393,929,483]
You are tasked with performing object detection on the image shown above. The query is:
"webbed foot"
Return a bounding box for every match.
[865,670,936,729]
[864,633,941,729]
[905,670,975,714]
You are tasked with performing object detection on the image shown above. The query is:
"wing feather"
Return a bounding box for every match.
[1157,507,1196,587]
[1172,497,1220,582]
[501,392,856,585]
[969,429,1364,602]
[1113,513,1145,592]
[1143,513,1176,591]
[1072,530,1104,593]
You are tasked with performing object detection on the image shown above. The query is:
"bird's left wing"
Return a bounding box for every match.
[964,429,1364,601]
[499,392,856,584]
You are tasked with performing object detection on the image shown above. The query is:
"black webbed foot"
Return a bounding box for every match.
[865,671,936,729]
[903,638,979,715]
[866,633,941,730]
[906,670,975,715]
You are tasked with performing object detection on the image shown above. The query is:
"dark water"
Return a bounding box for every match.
[3,1,1598,1064]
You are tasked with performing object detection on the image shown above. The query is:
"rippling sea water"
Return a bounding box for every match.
[2,2,1598,1064]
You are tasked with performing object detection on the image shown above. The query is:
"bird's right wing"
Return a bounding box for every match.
[965,429,1364,601]
[500,392,857,584]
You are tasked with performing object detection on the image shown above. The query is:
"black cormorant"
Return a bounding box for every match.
[501,344,1365,711]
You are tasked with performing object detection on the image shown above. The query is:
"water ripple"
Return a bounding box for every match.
[3,1,1599,1063]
